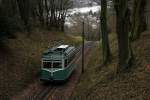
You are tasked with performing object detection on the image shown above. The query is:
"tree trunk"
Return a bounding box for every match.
[17,0,30,32]
[114,0,132,72]
[37,0,45,27]
[101,0,111,65]
[131,0,146,40]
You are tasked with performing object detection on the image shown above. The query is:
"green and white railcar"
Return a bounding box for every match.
[40,45,77,81]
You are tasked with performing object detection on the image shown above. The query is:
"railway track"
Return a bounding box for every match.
[12,41,95,100]
[32,42,95,100]
[33,86,53,100]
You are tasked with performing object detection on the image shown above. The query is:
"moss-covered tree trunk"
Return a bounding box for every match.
[113,0,132,72]
[131,0,146,40]
[101,0,111,65]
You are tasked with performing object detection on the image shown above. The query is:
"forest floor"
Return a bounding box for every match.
[0,30,82,100]
[72,31,150,100]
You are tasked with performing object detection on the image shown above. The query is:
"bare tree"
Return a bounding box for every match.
[36,0,72,31]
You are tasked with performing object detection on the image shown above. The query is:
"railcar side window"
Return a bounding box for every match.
[68,54,75,64]
[53,62,62,68]
[43,62,52,68]
[65,59,68,67]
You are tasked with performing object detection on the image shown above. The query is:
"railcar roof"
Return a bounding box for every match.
[42,45,76,60]
[57,45,69,49]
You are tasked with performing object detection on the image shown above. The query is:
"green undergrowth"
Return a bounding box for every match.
[72,32,150,100]
[0,30,81,100]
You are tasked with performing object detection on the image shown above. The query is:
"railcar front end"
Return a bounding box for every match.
[40,45,77,82]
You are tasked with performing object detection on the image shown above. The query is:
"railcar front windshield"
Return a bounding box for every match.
[43,61,62,68]
[53,62,62,68]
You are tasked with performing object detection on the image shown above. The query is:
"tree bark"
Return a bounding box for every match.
[131,0,147,40]
[101,0,111,65]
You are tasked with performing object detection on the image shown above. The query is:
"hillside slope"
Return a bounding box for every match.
[72,31,150,99]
